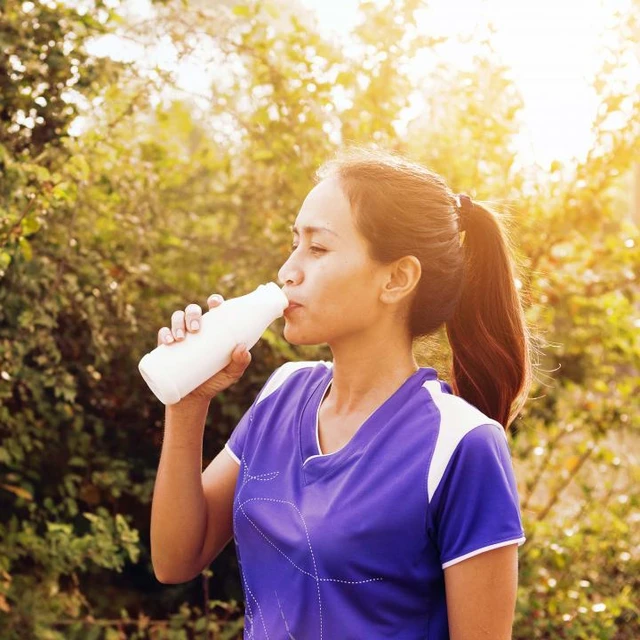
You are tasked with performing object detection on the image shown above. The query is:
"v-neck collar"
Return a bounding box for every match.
[299,366,438,483]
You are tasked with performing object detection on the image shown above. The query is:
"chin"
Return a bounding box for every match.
[283,321,324,346]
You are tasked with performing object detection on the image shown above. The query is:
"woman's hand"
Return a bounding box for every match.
[156,294,252,403]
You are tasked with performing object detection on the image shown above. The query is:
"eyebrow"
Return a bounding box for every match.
[290,224,338,237]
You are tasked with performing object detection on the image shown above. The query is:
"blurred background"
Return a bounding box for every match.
[0,0,638,637]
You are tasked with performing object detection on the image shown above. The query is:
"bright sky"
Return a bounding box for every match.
[83,0,635,170]
[302,0,633,168]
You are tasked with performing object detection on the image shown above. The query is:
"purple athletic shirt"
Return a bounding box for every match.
[225,361,525,639]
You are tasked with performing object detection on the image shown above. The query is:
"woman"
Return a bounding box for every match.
[150,148,533,639]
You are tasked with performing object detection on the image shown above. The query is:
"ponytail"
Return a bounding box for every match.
[445,197,532,430]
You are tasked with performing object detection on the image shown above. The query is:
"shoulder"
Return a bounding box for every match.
[256,359,332,406]
[418,378,508,502]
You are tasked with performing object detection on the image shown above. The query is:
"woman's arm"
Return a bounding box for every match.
[444,543,519,640]
[150,398,239,584]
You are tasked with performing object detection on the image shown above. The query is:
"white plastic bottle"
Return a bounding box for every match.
[138,282,289,405]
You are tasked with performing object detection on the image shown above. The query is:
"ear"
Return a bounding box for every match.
[379,255,421,305]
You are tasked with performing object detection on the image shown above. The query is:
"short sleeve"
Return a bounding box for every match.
[429,423,526,569]
[224,365,286,465]
[224,402,254,465]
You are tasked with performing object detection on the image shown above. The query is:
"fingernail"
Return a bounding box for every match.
[176,329,184,339]
[190,320,199,331]
[165,334,174,344]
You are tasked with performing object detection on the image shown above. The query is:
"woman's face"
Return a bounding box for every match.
[278,176,390,346]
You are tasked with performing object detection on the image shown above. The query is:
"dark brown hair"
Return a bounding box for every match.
[317,147,533,430]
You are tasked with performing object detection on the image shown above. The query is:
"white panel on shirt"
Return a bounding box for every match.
[422,379,506,503]
[256,360,333,405]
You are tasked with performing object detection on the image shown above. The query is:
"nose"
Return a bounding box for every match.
[278,252,302,287]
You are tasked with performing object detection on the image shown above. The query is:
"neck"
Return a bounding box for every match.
[324,327,419,417]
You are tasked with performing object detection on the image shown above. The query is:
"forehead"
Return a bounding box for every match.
[292,177,353,237]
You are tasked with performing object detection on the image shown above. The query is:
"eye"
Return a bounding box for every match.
[290,243,326,255]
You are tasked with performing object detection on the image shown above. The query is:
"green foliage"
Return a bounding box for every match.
[0,0,122,277]
[0,0,638,637]
[0,0,118,155]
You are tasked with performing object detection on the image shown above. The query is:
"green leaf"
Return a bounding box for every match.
[18,237,32,261]
[0,251,12,271]
[52,182,73,202]
[21,215,41,237]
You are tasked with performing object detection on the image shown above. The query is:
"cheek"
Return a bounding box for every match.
[317,258,379,309]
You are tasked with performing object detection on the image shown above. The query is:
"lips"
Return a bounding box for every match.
[284,299,302,315]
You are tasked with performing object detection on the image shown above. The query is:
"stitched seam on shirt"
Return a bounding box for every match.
[240,563,267,639]
[236,501,386,590]
[275,590,296,639]
[245,471,279,482]
[237,499,316,579]
[236,496,323,640]
[318,577,383,584]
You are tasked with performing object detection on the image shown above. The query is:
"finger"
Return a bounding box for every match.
[231,343,250,359]
[207,294,224,309]
[158,327,174,346]
[225,344,251,375]
[171,309,186,340]
[184,303,202,332]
